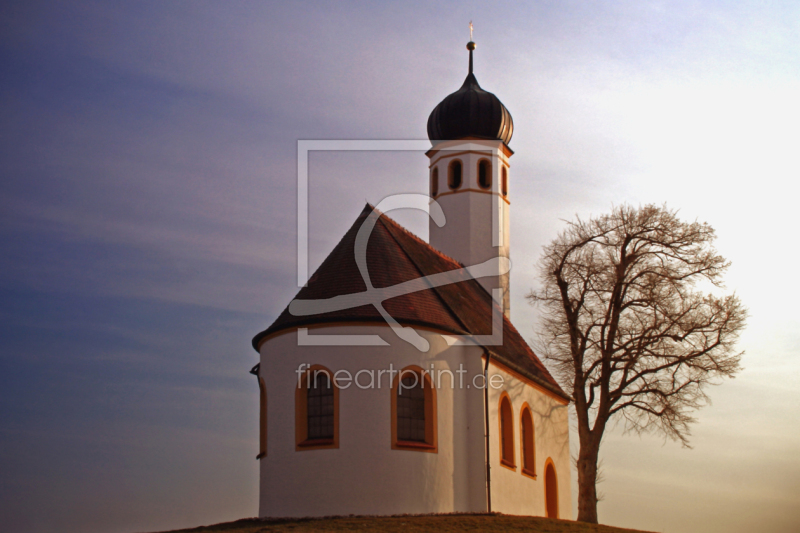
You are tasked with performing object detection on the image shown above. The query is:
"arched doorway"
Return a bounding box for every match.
[544,459,558,519]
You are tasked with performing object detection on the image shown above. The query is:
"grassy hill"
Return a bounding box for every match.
[153,513,653,533]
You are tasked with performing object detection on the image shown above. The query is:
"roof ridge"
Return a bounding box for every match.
[305,204,373,285]
[499,308,551,374]
[375,205,508,308]
[376,212,471,336]
[371,206,467,271]
[374,207,566,399]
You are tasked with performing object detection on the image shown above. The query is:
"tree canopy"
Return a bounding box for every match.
[529,204,746,523]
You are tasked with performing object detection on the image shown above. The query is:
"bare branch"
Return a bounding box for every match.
[527,204,747,523]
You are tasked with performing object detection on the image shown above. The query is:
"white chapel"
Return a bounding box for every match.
[250,39,572,520]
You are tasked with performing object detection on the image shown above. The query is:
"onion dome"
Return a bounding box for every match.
[427,41,513,145]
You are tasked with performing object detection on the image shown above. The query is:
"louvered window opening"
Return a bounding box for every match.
[449,160,462,189]
[478,159,491,189]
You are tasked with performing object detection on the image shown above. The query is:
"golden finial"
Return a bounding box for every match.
[467,21,476,52]
[467,21,476,73]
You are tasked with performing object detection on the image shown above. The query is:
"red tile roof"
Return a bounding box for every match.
[253,204,569,401]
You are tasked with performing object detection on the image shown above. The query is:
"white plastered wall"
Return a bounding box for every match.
[257,324,488,518]
[486,361,572,519]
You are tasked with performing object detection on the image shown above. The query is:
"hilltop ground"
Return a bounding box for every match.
[153,513,653,533]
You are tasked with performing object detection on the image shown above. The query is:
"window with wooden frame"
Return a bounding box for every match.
[520,404,536,478]
[431,167,439,197]
[295,365,339,451]
[478,159,491,189]
[501,166,508,196]
[499,393,515,469]
[391,366,437,452]
[448,159,463,190]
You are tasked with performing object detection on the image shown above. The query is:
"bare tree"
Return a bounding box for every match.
[528,204,746,524]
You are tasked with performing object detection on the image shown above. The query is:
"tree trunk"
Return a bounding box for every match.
[576,434,601,523]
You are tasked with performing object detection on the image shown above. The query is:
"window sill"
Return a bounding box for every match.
[394,440,437,453]
[500,458,517,471]
[522,467,537,480]
[296,438,336,450]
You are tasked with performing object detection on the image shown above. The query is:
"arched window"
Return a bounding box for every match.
[448,159,462,190]
[391,366,437,452]
[499,394,515,468]
[545,459,559,518]
[431,167,439,197]
[478,159,491,189]
[295,365,339,450]
[520,404,535,478]
[307,373,333,439]
[501,166,508,196]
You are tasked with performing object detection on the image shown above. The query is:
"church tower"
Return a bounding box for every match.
[427,39,514,317]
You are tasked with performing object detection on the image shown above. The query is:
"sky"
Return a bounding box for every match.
[1,1,799,532]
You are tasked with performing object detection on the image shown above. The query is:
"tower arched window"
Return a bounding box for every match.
[520,404,536,478]
[391,366,437,452]
[499,393,515,468]
[295,365,339,450]
[448,160,462,190]
[431,167,439,197]
[478,159,491,189]
[501,166,508,197]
